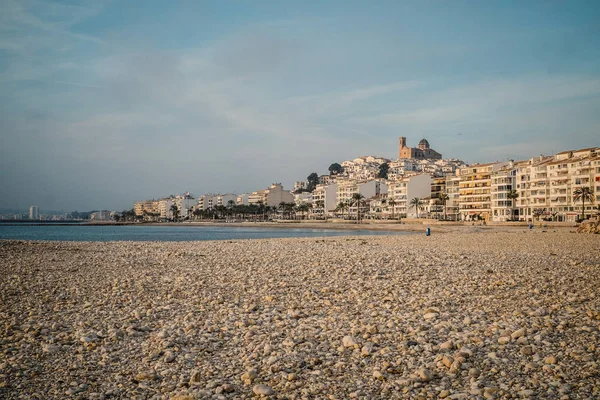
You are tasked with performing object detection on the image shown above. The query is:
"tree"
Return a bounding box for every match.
[307,173,319,192]
[532,208,544,222]
[351,193,366,223]
[506,189,519,220]
[438,193,450,220]
[377,163,389,179]
[296,203,310,220]
[335,201,349,219]
[409,197,424,218]
[328,163,344,176]
[170,204,180,221]
[573,186,595,221]
[388,199,397,220]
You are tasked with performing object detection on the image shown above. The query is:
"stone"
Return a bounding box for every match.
[511,328,526,339]
[373,370,384,380]
[253,384,274,396]
[544,356,557,364]
[342,335,359,348]
[439,340,453,352]
[521,346,533,356]
[417,368,433,382]
[483,387,500,399]
[241,369,258,385]
[498,336,510,345]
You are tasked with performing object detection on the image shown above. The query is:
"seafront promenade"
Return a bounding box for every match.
[1,231,599,399]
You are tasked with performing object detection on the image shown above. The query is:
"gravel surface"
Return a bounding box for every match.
[1,231,599,399]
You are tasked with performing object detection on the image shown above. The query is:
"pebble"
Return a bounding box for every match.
[252,384,274,396]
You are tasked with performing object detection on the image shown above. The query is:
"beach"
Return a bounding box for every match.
[1,231,599,399]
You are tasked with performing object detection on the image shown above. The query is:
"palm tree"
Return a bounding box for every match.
[335,201,347,219]
[388,199,397,220]
[573,186,595,221]
[351,193,366,223]
[313,200,325,219]
[409,197,423,219]
[438,193,450,220]
[297,203,310,220]
[506,189,519,221]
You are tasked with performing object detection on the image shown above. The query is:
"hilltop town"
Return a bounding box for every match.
[130,137,599,224]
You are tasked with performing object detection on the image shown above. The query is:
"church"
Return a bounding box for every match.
[398,137,442,160]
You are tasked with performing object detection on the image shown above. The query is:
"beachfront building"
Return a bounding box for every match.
[445,175,461,220]
[174,196,196,219]
[490,163,518,222]
[157,199,174,220]
[458,162,509,222]
[197,193,237,210]
[386,174,432,218]
[248,183,294,207]
[134,200,160,218]
[429,178,446,218]
[336,179,385,204]
[515,156,553,222]
[513,148,600,222]
[311,183,337,218]
[294,192,312,205]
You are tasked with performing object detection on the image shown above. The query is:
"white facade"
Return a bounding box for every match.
[294,192,313,205]
[386,174,432,218]
[29,206,39,220]
[311,183,338,218]
[158,199,174,219]
[248,183,294,207]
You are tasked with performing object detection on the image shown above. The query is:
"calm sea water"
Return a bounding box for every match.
[0,224,406,242]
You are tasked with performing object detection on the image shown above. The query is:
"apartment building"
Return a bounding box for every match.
[458,162,509,222]
[134,200,159,217]
[198,193,237,210]
[513,147,599,222]
[515,156,553,222]
[311,183,338,218]
[386,174,431,218]
[157,199,173,219]
[445,175,461,221]
[248,183,294,207]
[294,192,313,205]
[336,179,387,217]
[490,163,518,222]
[429,178,446,217]
[29,205,39,220]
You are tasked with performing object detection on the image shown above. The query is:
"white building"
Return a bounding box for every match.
[386,174,432,218]
[294,192,312,205]
[158,199,174,219]
[248,183,294,207]
[311,183,338,218]
[29,206,39,220]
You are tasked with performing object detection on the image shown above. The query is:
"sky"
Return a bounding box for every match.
[1,0,600,212]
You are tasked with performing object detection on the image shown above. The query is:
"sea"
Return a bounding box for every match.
[0,223,406,242]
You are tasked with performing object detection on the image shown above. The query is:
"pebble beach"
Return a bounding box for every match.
[1,230,599,399]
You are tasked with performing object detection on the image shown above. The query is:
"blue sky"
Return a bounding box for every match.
[1,0,599,211]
